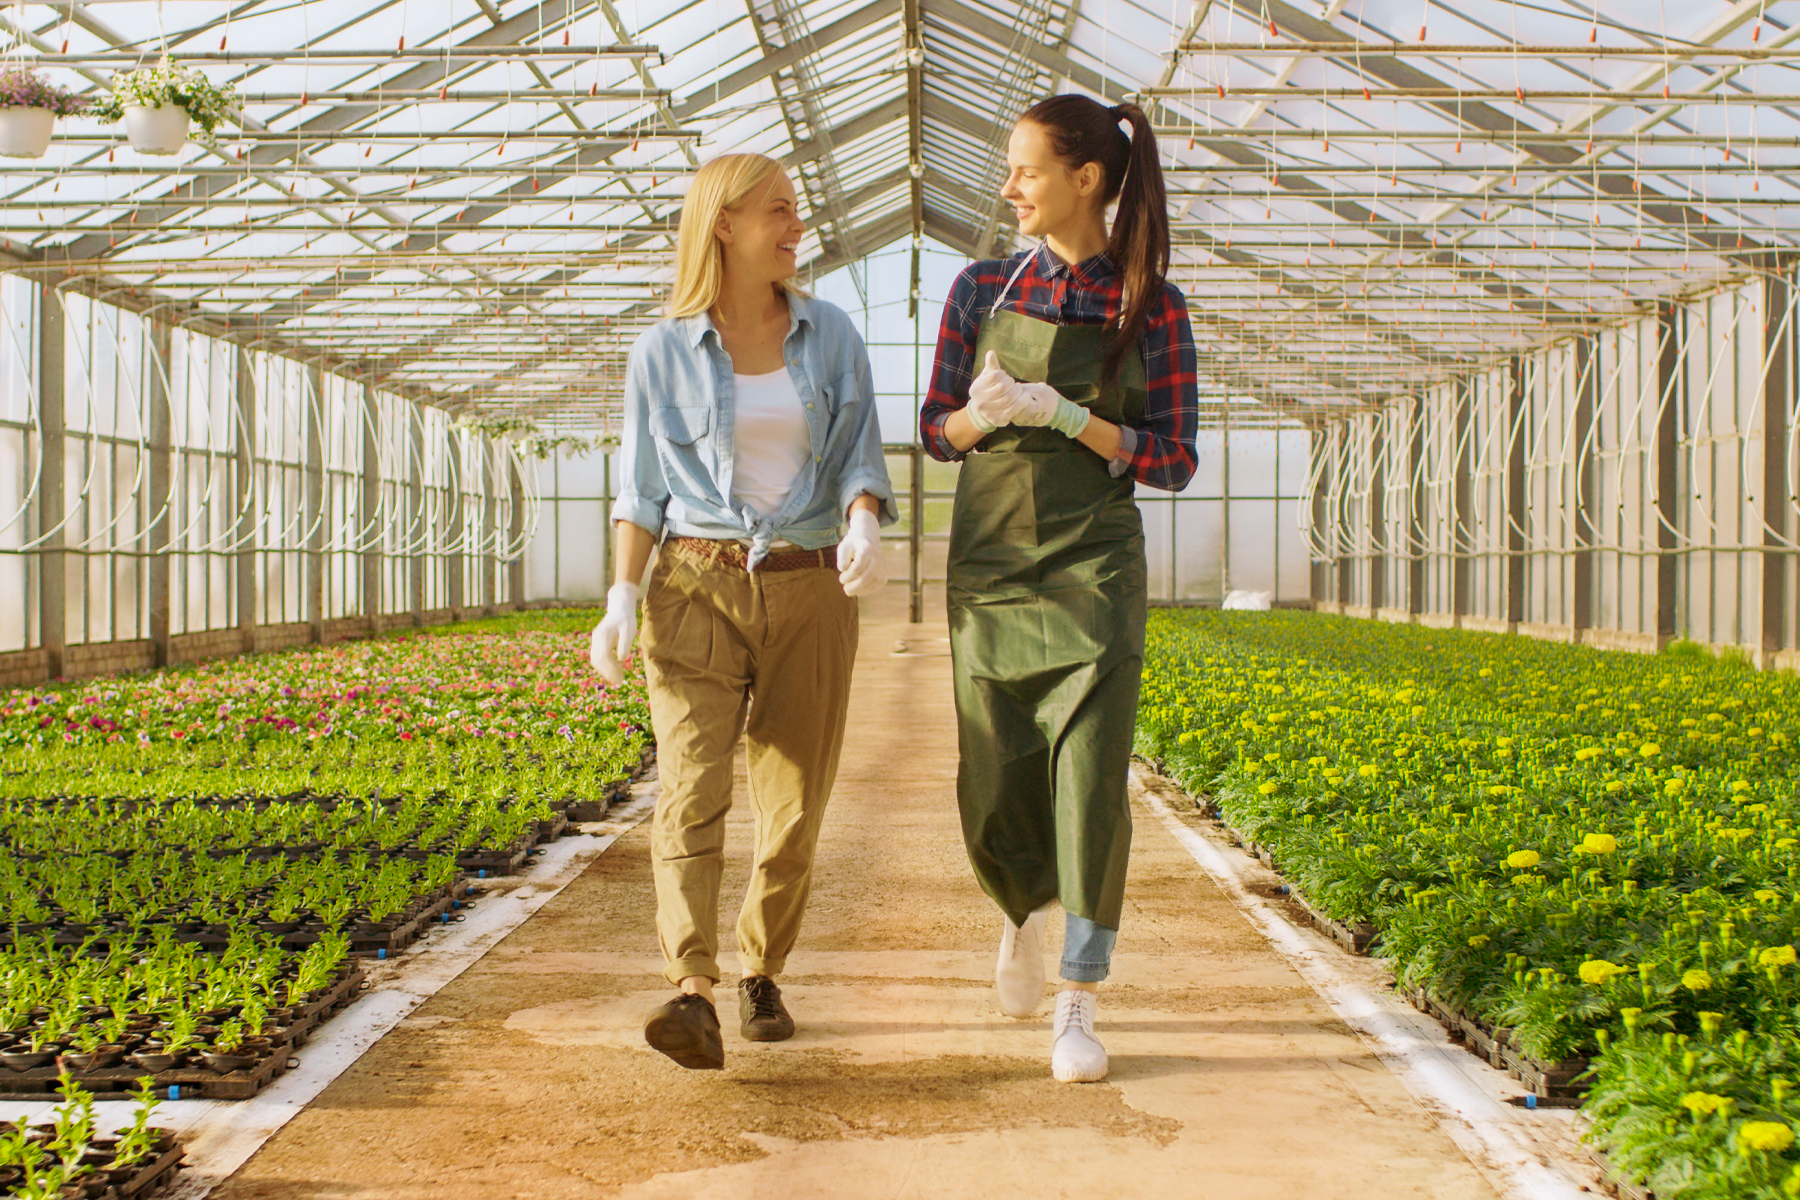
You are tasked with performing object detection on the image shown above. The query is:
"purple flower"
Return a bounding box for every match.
[0,68,89,116]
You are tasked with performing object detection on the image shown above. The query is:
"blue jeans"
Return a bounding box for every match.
[1061,913,1117,983]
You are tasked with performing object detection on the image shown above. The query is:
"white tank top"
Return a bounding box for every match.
[731,367,811,519]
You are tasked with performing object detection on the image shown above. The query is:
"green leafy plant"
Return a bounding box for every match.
[89,58,237,137]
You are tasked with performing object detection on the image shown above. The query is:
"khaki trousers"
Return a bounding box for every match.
[641,541,859,986]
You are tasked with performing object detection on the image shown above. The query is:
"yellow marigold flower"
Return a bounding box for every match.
[1506,850,1541,870]
[1574,746,1601,761]
[1740,1122,1795,1153]
[1680,1091,1730,1116]
[1467,935,1491,948]
[1257,781,1278,796]
[1579,833,1619,855]
[1761,945,1798,969]
[1757,890,1782,903]
[1579,959,1627,986]
[1641,742,1662,757]
[1683,969,1714,991]
[1358,764,1378,778]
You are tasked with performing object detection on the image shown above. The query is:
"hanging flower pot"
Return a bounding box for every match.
[121,104,191,155]
[93,58,237,155]
[0,66,88,160]
[0,107,53,159]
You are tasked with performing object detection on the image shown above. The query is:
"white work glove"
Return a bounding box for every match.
[837,508,886,597]
[965,351,1025,434]
[1010,381,1092,439]
[587,581,640,687]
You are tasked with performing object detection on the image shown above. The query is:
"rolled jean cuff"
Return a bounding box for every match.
[1060,913,1117,983]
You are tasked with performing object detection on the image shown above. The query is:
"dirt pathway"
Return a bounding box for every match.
[215,592,1500,1200]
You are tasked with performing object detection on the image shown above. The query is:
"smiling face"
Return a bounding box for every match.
[714,170,806,287]
[1000,120,1105,240]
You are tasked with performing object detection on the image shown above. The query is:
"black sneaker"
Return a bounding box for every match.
[644,993,725,1069]
[739,975,795,1042]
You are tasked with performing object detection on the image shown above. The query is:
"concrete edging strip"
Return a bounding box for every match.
[1132,767,1597,1200]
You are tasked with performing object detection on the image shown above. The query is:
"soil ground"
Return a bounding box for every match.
[214,589,1501,1200]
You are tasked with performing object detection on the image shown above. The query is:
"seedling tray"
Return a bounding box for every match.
[455,834,532,876]
[347,893,452,957]
[1590,1148,1655,1200]
[118,1136,187,1199]
[567,776,636,822]
[1217,814,1380,955]
[0,1046,286,1101]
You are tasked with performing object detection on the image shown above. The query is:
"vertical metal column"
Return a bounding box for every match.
[39,287,66,679]
[234,349,257,650]
[508,457,526,611]
[1308,420,1328,604]
[1452,379,1473,622]
[1333,424,1352,604]
[303,365,325,642]
[1220,403,1233,599]
[1763,274,1792,661]
[1506,359,1527,627]
[1368,414,1386,612]
[481,445,498,615]
[445,425,465,616]
[1573,336,1598,633]
[146,321,172,665]
[910,278,924,624]
[1655,302,1683,642]
[408,406,426,624]
[601,451,613,592]
[1407,400,1424,615]
[360,387,381,622]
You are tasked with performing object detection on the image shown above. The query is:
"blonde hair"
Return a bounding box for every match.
[667,154,808,318]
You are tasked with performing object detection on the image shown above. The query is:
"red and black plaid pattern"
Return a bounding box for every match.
[920,245,1199,492]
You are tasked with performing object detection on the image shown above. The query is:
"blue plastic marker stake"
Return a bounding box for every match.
[378,948,387,960]
[168,1085,180,1101]
[1524,1095,1538,1110]
[478,869,487,879]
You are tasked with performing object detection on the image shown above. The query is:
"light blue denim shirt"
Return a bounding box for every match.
[611,291,898,569]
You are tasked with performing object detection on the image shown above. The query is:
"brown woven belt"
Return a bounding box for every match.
[666,537,837,573]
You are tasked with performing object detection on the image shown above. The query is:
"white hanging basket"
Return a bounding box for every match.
[0,107,55,160]
[122,104,191,155]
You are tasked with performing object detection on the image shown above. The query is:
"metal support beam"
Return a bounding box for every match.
[446,426,466,617]
[146,320,172,667]
[1506,359,1526,626]
[1764,274,1792,660]
[509,461,526,612]
[38,286,65,679]
[361,386,382,621]
[1368,415,1385,612]
[1656,304,1683,642]
[1407,400,1424,616]
[1453,380,1473,622]
[235,348,257,649]
[1573,336,1598,632]
[409,406,427,624]
[303,365,325,641]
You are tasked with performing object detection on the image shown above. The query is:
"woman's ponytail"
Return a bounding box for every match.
[1103,101,1169,387]
[1019,95,1171,385]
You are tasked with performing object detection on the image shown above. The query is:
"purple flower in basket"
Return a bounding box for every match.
[0,67,89,117]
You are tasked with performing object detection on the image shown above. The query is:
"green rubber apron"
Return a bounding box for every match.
[946,260,1148,932]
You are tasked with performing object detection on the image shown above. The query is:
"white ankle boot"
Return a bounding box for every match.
[994,909,1046,1018]
[1051,989,1108,1082]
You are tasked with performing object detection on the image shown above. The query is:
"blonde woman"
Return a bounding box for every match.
[588,154,897,1070]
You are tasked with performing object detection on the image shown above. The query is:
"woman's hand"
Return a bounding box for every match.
[965,351,1025,433]
[837,506,886,597]
[589,582,641,686]
[1010,382,1091,438]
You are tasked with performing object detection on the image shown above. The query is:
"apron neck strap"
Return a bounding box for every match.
[987,243,1042,319]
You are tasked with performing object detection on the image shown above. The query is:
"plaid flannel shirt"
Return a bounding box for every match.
[920,244,1198,491]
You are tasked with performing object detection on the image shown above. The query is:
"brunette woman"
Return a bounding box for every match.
[920,95,1198,1082]
[590,153,897,1070]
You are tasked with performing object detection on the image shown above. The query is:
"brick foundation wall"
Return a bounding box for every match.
[169,628,250,666]
[65,640,156,680]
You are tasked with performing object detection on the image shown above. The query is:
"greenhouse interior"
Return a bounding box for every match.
[1,0,1799,1197]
